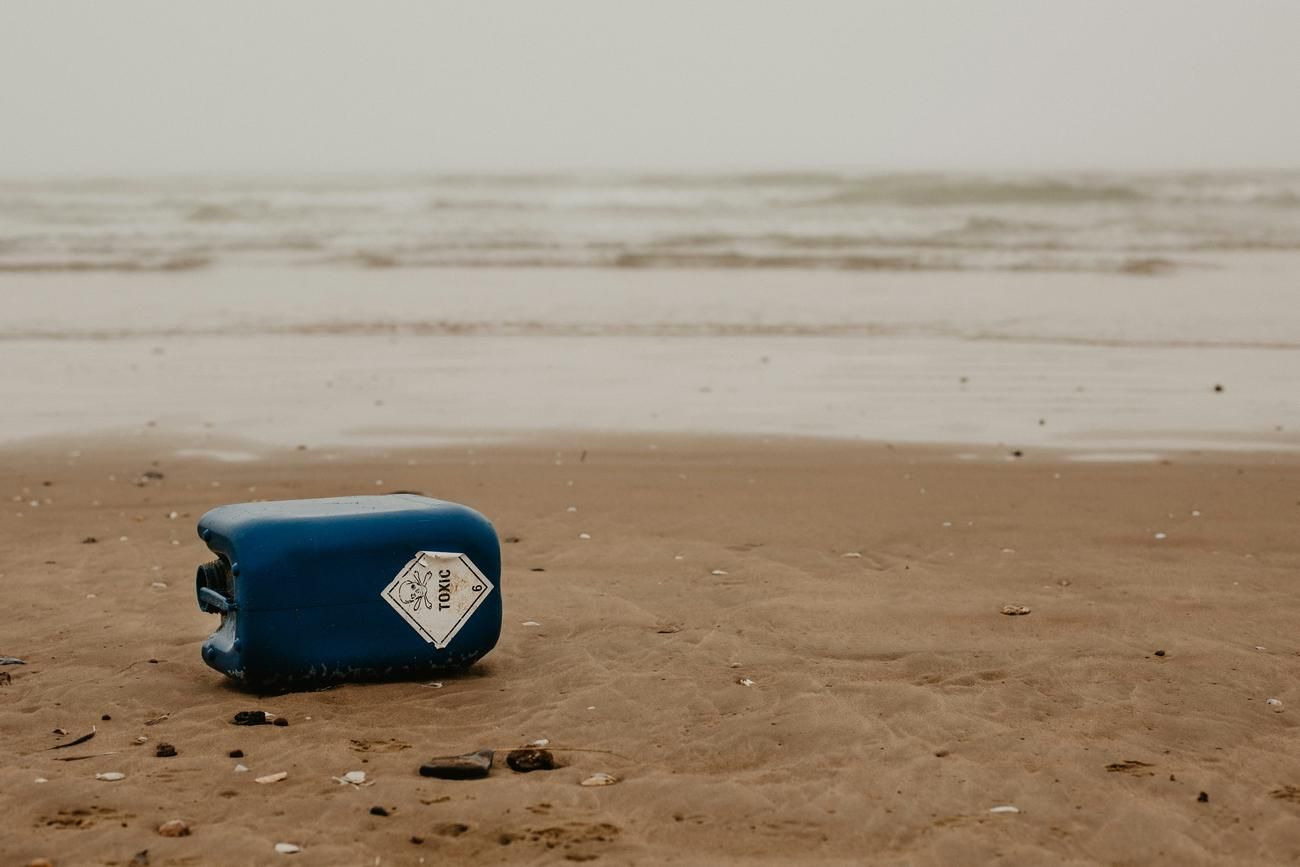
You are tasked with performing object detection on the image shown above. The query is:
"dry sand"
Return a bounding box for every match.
[3,435,1299,865]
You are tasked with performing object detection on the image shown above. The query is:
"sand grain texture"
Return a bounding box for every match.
[2,437,1299,864]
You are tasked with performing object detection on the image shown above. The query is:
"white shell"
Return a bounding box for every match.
[580,772,618,787]
[256,771,288,784]
[96,772,126,781]
[342,771,366,784]
[989,805,1020,814]
[274,842,302,854]
[234,764,249,773]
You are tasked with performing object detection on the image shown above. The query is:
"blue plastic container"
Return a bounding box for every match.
[195,494,501,689]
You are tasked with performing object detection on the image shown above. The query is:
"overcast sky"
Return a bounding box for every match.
[2,1,1298,175]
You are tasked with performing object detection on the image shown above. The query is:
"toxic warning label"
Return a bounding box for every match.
[381,551,494,648]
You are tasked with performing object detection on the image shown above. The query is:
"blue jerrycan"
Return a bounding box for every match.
[194,494,501,689]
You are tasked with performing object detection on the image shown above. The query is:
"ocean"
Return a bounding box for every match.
[2,172,1298,452]
[3,171,1300,275]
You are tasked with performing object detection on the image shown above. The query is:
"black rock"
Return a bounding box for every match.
[419,749,494,780]
[102,714,112,721]
[1198,791,1209,803]
[506,748,558,773]
[370,806,390,817]
[232,711,271,726]
[273,717,289,727]
[1154,650,1166,657]
[155,742,177,758]
[229,749,244,758]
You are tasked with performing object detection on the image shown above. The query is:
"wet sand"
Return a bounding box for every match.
[3,262,1299,451]
[3,436,1299,864]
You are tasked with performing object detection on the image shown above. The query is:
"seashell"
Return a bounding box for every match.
[989,805,1020,814]
[96,772,126,781]
[1000,605,1031,616]
[580,772,618,787]
[274,842,301,854]
[158,819,190,837]
[255,771,288,784]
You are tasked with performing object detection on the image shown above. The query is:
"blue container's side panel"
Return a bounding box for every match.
[215,598,501,686]
[196,495,502,689]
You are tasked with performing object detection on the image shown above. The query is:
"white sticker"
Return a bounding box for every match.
[381,551,494,648]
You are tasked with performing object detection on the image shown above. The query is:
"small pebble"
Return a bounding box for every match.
[157,819,190,837]
[1198,791,1209,802]
[96,772,126,781]
[273,717,289,727]
[369,806,390,817]
[410,836,425,844]
[1000,605,1031,616]
[1154,650,1166,657]
[229,749,244,758]
[738,677,755,687]
[101,714,112,721]
[274,842,301,854]
[1266,698,1283,712]
[134,736,148,745]
[842,552,862,558]
[419,749,494,780]
[155,742,177,758]
[341,770,367,784]
[506,748,558,772]
[989,805,1020,814]
[34,777,48,783]
[710,569,728,576]
[580,773,618,787]
[578,533,591,540]
[234,764,250,773]
[232,710,273,726]
[1154,532,1167,540]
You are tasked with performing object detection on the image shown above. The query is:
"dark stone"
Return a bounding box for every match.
[1198,791,1209,802]
[369,806,390,817]
[419,749,494,780]
[82,537,98,544]
[273,717,289,727]
[409,836,424,844]
[229,749,244,758]
[506,748,558,773]
[155,743,177,758]
[102,714,112,721]
[232,711,271,726]
[1154,650,1166,657]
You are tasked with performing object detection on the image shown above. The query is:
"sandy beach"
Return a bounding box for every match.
[3,435,1299,864]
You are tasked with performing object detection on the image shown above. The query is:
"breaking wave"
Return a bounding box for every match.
[2,171,1299,274]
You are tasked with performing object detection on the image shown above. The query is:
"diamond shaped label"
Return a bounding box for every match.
[381,551,494,648]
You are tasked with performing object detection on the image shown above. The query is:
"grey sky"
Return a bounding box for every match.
[2,1,1298,175]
